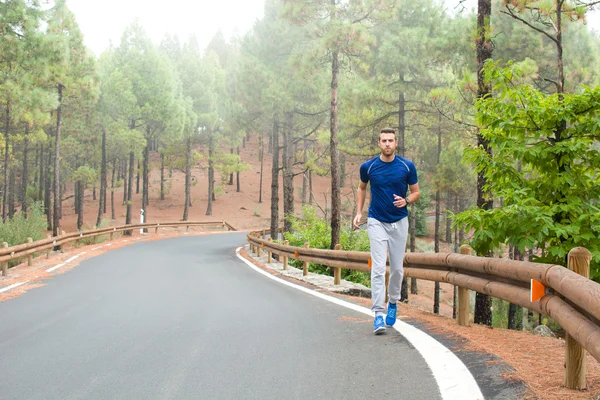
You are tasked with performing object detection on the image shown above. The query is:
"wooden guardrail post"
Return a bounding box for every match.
[303,242,310,276]
[333,244,342,285]
[457,245,473,326]
[155,224,159,235]
[564,247,592,390]
[283,240,289,270]
[27,238,33,266]
[267,238,272,263]
[257,241,262,257]
[1,242,8,276]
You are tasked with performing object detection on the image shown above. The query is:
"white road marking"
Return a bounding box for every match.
[0,281,30,294]
[235,246,484,400]
[65,252,86,263]
[91,246,103,251]
[46,263,66,273]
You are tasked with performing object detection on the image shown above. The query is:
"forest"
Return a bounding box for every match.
[1,0,599,320]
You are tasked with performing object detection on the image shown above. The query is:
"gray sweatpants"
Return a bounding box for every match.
[368,217,409,314]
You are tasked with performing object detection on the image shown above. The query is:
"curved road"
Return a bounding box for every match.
[1,233,482,399]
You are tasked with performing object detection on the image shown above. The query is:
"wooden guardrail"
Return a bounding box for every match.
[0,220,236,276]
[247,229,600,389]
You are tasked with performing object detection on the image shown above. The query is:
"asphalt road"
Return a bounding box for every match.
[0,233,442,400]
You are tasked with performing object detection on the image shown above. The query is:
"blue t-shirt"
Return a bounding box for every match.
[359,155,418,223]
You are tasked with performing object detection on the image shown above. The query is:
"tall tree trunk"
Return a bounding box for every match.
[183,136,191,221]
[309,170,313,205]
[433,120,443,313]
[96,127,107,227]
[236,147,241,193]
[136,159,140,194]
[122,156,128,205]
[283,112,294,234]
[142,140,149,230]
[38,144,44,203]
[270,117,280,239]
[259,131,264,203]
[74,180,80,215]
[53,85,63,237]
[3,101,10,222]
[21,125,29,216]
[77,181,84,231]
[125,151,134,233]
[229,147,234,185]
[329,44,341,249]
[474,0,494,326]
[206,130,214,216]
[8,168,15,219]
[111,159,116,220]
[45,147,52,231]
[160,151,165,200]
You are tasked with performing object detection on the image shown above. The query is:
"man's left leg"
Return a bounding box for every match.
[386,217,409,325]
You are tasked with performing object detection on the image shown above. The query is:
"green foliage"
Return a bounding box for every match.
[283,206,371,286]
[454,61,600,281]
[0,202,47,247]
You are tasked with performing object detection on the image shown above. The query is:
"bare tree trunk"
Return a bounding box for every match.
[206,130,214,216]
[142,140,149,230]
[474,0,494,326]
[160,151,165,200]
[96,127,107,227]
[38,144,44,204]
[21,125,29,216]
[77,181,84,231]
[445,190,452,242]
[122,156,128,205]
[183,136,191,221]
[136,159,140,194]
[259,131,264,203]
[53,84,63,237]
[270,117,280,239]
[330,43,341,249]
[8,168,15,219]
[283,112,295,233]
[110,160,116,220]
[125,151,134,234]
[45,147,52,231]
[3,101,10,222]
[229,147,234,185]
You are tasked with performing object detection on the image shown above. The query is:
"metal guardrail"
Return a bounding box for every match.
[247,229,600,389]
[0,221,236,271]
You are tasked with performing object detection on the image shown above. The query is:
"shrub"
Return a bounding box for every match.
[284,206,371,287]
[0,203,47,268]
[0,202,47,246]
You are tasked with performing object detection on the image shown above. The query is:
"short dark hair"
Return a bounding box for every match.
[379,127,396,140]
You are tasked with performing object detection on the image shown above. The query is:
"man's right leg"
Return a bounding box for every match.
[368,218,388,334]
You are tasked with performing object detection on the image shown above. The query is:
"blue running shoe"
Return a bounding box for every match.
[386,302,397,326]
[373,315,386,335]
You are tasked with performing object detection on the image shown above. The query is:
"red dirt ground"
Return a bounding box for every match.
[1,134,599,399]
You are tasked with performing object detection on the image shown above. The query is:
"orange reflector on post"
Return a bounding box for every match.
[262,243,265,248]
[294,251,299,258]
[530,279,546,302]
[368,258,372,270]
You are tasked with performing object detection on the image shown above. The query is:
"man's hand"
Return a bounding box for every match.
[353,213,362,230]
